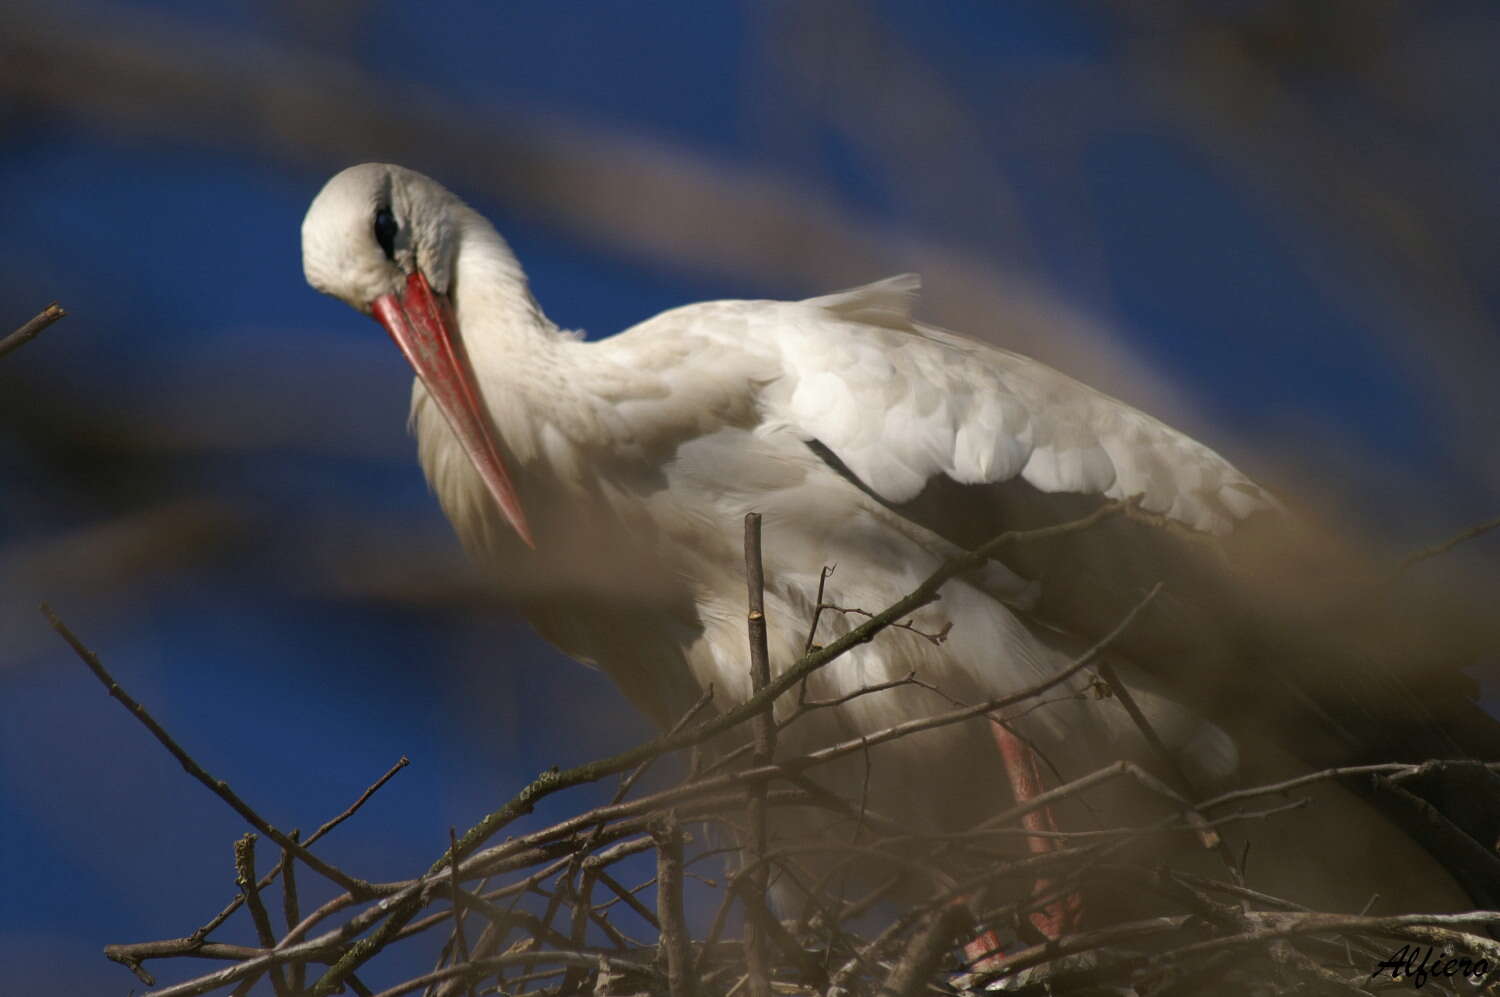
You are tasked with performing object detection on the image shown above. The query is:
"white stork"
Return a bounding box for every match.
[302,163,1497,928]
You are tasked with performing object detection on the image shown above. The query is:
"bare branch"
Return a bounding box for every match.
[652,813,694,997]
[446,827,474,997]
[742,512,774,997]
[879,902,971,997]
[1395,513,1500,574]
[234,834,289,997]
[0,302,65,360]
[44,605,373,898]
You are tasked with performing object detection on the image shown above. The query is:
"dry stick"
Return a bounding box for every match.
[785,671,919,717]
[281,833,305,997]
[226,973,265,997]
[43,605,371,897]
[520,869,574,986]
[652,813,694,997]
[309,505,1131,994]
[1149,910,1500,968]
[1198,760,1500,813]
[1394,512,1500,574]
[446,827,474,997]
[559,863,600,994]
[879,902,972,997]
[743,512,775,997]
[612,685,716,807]
[234,834,290,997]
[1093,653,1232,865]
[0,302,65,359]
[801,565,837,657]
[732,877,829,987]
[363,951,656,997]
[595,869,661,931]
[168,820,693,997]
[985,908,1500,988]
[202,762,411,935]
[822,603,952,645]
[105,759,405,980]
[107,770,405,982]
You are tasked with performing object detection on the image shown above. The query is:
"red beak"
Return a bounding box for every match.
[372,272,535,548]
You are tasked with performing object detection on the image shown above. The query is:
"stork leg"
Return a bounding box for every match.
[992,723,1084,937]
[962,724,1083,972]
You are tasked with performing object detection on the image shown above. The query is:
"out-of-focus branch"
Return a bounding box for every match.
[0,302,65,360]
[1395,513,1500,575]
[0,3,1180,417]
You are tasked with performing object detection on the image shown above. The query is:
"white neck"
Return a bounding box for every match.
[446,210,582,468]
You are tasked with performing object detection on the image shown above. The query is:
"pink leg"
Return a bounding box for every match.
[992,723,1083,939]
[961,725,1084,973]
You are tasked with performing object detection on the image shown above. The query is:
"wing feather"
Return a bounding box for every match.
[767,275,1274,534]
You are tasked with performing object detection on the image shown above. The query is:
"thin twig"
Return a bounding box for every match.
[802,565,836,656]
[0,302,65,359]
[743,512,774,997]
[43,605,371,897]
[1093,655,1231,863]
[594,869,661,931]
[879,902,970,997]
[235,834,290,997]
[1394,513,1500,574]
[821,603,952,645]
[446,827,473,997]
[1199,760,1500,812]
[281,833,304,996]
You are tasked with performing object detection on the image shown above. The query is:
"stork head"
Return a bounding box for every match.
[301,163,534,547]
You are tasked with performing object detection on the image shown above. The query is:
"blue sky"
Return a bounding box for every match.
[2,2,1497,993]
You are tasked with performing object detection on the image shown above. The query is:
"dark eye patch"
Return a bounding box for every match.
[373,207,398,261]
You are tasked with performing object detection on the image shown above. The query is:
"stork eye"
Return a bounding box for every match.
[373,207,398,261]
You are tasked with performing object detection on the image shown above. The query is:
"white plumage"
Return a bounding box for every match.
[302,163,1475,916]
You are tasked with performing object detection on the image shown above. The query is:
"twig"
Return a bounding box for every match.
[743,512,774,997]
[1198,760,1500,812]
[613,686,715,806]
[363,951,655,997]
[1093,653,1230,862]
[1394,513,1500,574]
[879,902,970,997]
[594,869,660,931]
[732,876,828,987]
[234,834,290,997]
[821,603,952,645]
[308,755,413,844]
[43,605,372,897]
[281,833,304,996]
[781,672,919,720]
[802,565,836,656]
[0,302,65,359]
[652,813,694,997]
[446,828,473,997]
[226,973,264,997]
